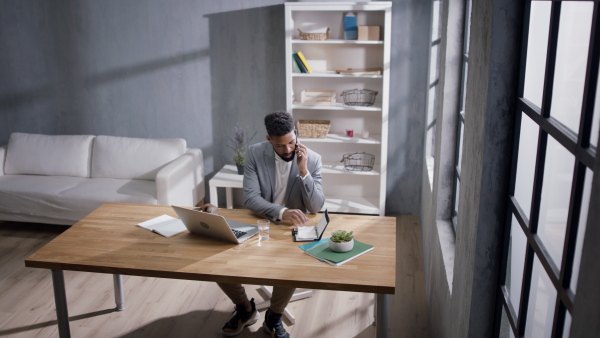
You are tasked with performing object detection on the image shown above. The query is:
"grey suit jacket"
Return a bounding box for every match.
[243,141,325,221]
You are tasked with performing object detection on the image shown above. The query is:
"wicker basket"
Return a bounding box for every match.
[341,89,378,106]
[297,120,330,138]
[298,28,330,40]
[341,152,375,171]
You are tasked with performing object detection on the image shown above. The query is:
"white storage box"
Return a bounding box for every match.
[300,90,336,106]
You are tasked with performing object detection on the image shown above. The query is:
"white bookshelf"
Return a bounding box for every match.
[285,2,392,216]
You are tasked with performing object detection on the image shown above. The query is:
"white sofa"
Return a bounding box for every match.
[0,132,204,225]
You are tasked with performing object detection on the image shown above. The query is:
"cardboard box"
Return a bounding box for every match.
[358,26,381,41]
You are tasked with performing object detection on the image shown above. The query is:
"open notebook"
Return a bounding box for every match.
[292,210,329,242]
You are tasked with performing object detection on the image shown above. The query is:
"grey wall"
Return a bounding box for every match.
[0,0,429,215]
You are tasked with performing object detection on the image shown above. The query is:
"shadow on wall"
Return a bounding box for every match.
[0,1,212,143]
[204,5,286,206]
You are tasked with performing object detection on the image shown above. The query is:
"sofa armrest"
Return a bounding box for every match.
[155,148,204,206]
[0,145,6,176]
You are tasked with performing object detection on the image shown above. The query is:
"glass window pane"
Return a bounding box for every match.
[428,85,437,125]
[563,311,572,338]
[591,59,600,148]
[426,126,435,159]
[570,168,593,292]
[538,136,575,267]
[523,1,551,108]
[460,62,469,113]
[457,120,464,169]
[432,0,441,41]
[430,44,439,84]
[454,178,460,217]
[499,306,515,338]
[464,0,472,55]
[525,256,557,338]
[506,216,528,314]
[514,114,540,220]
[550,1,594,134]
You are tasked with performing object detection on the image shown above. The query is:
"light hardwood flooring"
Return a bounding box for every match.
[0,215,429,338]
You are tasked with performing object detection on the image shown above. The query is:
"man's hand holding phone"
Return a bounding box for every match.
[295,141,309,177]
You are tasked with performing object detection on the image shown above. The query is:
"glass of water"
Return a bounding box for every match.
[257,219,270,240]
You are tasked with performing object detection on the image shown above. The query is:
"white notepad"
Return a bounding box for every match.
[136,214,187,238]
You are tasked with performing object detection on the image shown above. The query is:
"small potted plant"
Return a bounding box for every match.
[329,230,354,252]
[227,124,256,175]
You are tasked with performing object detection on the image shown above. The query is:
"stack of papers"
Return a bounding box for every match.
[299,238,374,266]
[136,214,187,238]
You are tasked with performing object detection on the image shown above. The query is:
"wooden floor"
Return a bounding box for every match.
[0,215,429,338]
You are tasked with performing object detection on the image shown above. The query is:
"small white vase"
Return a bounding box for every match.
[328,239,354,253]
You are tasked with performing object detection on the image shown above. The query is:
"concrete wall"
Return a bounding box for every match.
[0,0,430,215]
[421,0,522,336]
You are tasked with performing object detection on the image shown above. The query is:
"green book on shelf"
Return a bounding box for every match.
[305,239,374,266]
[292,52,308,73]
[292,52,302,73]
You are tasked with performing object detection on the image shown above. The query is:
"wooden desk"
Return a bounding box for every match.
[25,203,396,337]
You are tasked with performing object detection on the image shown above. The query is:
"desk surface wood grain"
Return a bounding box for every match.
[25,203,396,294]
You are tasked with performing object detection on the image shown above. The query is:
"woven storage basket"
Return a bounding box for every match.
[297,120,330,138]
[298,28,330,40]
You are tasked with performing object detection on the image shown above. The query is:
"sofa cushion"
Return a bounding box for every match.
[0,175,158,224]
[91,135,186,180]
[5,133,94,177]
[0,175,90,222]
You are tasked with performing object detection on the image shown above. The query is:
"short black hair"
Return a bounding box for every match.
[264,111,295,137]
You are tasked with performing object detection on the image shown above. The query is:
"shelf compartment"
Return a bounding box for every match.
[292,72,382,79]
[292,39,384,45]
[321,197,380,215]
[299,133,381,144]
[321,163,381,176]
[292,103,381,111]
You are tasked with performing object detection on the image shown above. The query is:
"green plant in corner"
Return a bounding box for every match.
[227,124,256,166]
[330,230,354,243]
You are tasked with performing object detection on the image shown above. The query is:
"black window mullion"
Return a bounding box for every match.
[516,123,548,335]
[551,301,567,338]
[493,0,532,327]
[519,98,596,169]
[539,1,562,118]
[579,3,600,149]
[550,161,587,337]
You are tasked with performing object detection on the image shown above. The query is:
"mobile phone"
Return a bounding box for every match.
[295,130,299,149]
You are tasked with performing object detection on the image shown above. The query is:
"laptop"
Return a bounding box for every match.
[171,206,258,244]
[292,209,330,242]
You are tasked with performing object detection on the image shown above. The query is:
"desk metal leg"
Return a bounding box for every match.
[375,293,388,338]
[210,186,218,208]
[113,274,125,311]
[225,187,233,209]
[51,270,70,338]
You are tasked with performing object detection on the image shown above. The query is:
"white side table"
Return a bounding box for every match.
[209,164,243,209]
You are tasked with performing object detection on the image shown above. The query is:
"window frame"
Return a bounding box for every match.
[495,1,599,336]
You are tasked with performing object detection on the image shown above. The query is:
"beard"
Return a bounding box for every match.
[276,150,295,162]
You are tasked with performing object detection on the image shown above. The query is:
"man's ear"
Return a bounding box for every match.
[266,135,271,141]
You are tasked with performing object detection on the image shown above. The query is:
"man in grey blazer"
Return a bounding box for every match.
[218,111,325,338]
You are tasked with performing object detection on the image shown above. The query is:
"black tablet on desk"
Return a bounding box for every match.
[292,209,329,242]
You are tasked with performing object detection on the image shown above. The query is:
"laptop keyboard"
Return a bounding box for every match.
[231,229,247,238]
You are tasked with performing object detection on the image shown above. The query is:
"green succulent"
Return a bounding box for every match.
[330,230,354,243]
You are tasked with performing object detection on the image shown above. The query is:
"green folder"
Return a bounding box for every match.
[305,239,374,266]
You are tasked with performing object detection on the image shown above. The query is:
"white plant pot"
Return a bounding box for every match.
[328,239,354,253]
